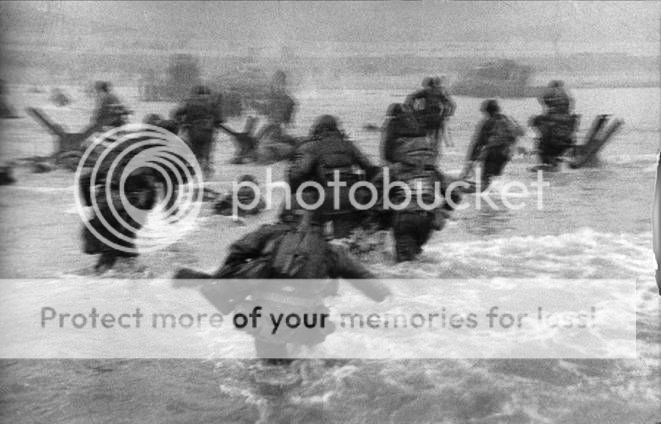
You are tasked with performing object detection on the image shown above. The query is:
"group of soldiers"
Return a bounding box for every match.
[75,72,583,362]
[80,73,579,272]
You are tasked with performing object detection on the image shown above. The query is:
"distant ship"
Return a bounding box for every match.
[451,59,543,98]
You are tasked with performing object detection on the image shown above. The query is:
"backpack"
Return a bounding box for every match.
[271,227,326,278]
[486,115,522,150]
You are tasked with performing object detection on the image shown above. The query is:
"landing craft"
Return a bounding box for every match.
[451,60,543,98]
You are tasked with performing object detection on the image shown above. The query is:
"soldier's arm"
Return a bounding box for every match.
[443,93,456,117]
[220,225,280,268]
[404,89,424,108]
[465,120,488,162]
[328,245,391,301]
[350,140,375,173]
[328,245,375,279]
[284,95,297,126]
[381,121,397,164]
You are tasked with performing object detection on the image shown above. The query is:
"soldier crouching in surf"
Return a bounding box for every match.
[174,207,390,363]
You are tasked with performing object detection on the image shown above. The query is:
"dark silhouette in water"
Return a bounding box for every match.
[0,79,19,119]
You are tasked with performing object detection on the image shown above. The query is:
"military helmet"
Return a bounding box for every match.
[386,103,404,117]
[142,113,163,126]
[156,119,179,134]
[238,174,258,184]
[309,115,340,138]
[94,81,110,93]
[481,99,500,115]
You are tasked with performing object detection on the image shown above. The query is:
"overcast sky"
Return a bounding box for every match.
[2,1,659,53]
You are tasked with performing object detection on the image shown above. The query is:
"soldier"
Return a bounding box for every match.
[288,115,376,238]
[462,99,524,188]
[142,113,179,134]
[254,71,298,163]
[532,80,578,169]
[79,139,156,272]
[92,81,129,128]
[376,129,460,262]
[540,80,573,115]
[404,76,455,156]
[381,103,426,164]
[172,85,224,178]
[175,210,390,362]
[214,174,266,217]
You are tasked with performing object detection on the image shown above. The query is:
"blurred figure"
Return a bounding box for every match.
[539,80,573,115]
[405,76,456,157]
[172,85,224,178]
[0,79,18,119]
[92,81,130,128]
[531,81,579,170]
[174,210,389,362]
[288,115,376,238]
[49,87,71,107]
[381,103,426,164]
[214,174,266,217]
[462,99,524,188]
[142,113,178,134]
[254,70,297,148]
[375,107,461,261]
[0,165,15,185]
[79,119,189,272]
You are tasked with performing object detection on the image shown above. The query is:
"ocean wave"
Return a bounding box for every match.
[370,228,654,280]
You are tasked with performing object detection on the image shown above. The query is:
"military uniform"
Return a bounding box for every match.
[288,116,375,238]
[204,217,385,359]
[214,176,266,217]
[466,112,524,184]
[173,90,223,177]
[375,139,458,262]
[79,132,162,271]
[530,113,579,168]
[381,103,426,164]
[405,83,455,154]
[540,85,573,115]
[254,90,297,163]
[534,82,578,168]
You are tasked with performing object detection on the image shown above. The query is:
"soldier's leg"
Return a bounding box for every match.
[393,212,419,262]
[414,213,435,255]
[482,150,510,187]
